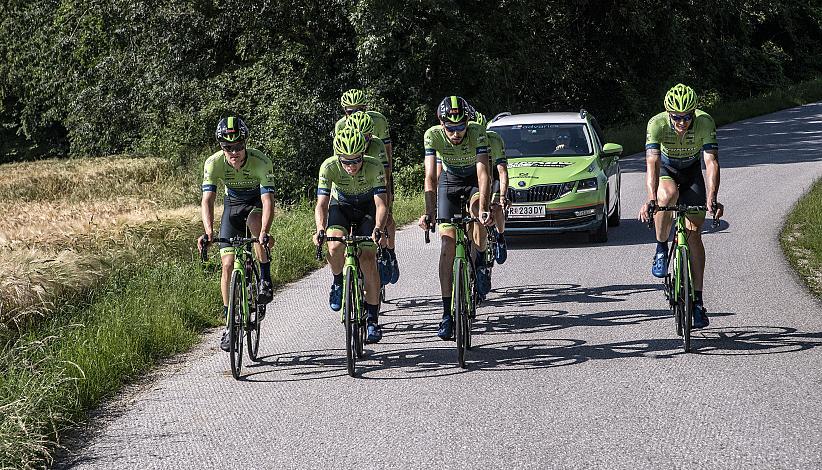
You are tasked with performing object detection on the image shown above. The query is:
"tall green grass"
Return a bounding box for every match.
[781,178,822,299]
[604,77,822,155]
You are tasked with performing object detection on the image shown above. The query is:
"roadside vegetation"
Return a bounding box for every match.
[781,178,822,299]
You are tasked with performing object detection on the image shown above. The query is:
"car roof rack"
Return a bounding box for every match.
[579,108,587,119]
[491,112,512,122]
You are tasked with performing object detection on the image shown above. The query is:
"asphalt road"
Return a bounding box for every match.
[61,104,822,469]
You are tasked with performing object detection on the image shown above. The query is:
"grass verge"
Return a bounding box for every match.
[781,178,822,299]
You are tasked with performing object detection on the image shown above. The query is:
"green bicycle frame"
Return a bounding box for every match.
[450,224,474,319]
[340,244,364,324]
[671,212,694,305]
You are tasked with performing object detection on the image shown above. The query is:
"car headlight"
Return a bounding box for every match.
[559,181,575,197]
[577,177,598,192]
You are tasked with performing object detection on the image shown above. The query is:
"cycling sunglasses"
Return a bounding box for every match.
[338,155,364,165]
[344,107,365,115]
[669,113,694,123]
[443,122,467,132]
[220,142,246,152]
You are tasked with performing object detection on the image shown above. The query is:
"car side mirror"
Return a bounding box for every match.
[602,143,623,157]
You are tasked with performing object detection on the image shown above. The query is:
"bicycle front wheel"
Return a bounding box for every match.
[343,266,357,377]
[453,258,467,369]
[679,246,692,352]
[246,262,261,361]
[228,270,244,379]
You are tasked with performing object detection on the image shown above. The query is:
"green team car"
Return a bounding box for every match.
[487,110,622,242]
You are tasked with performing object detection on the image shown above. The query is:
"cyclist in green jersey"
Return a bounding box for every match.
[473,112,509,264]
[313,128,389,343]
[196,116,276,351]
[336,89,400,280]
[638,83,724,328]
[345,111,400,286]
[417,96,493,340]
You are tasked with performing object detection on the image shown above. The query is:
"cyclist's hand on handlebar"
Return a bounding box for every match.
[480,211,493,226]
[197,233,211,254]
[259,233,271,247]
[312,229,324,247]
[708,200,724,220]
[638,200,656,224]
[418,214,432,230]
[373,228,388,247]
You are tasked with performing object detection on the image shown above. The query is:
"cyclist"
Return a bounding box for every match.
[345,111,399,285]
[313,127,389,343]
[638,83,724,329]
[417,96,493,340]
[197,116,276,352]
[473,112,509,264]
[335,89,400,280]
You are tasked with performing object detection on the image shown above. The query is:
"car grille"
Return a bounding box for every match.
[507,184,568,203]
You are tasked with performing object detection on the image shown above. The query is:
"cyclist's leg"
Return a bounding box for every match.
[680,165,708,293]
[245,198,274,303]
[436,175,463,338]
[351,208,383,342]
[655,167,680,240]
[218,196,248,349]
[325,202,350,311]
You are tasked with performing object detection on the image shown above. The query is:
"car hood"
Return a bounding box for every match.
[507,156,598,187]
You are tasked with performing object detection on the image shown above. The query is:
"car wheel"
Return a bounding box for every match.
[589,201,608,243]
[607,188,621,227]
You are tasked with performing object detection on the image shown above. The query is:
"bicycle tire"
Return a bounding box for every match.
[453,258,467,369]
[228,270,244,379]
[679,246,692,352]
[671,251,683,337]
[343,266,357,377]
[246,262,261,362]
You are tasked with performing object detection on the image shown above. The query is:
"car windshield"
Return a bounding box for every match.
[491,123,593,157]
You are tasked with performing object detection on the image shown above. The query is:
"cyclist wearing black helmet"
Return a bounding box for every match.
[417,96,493,340]
[197,116,276,352]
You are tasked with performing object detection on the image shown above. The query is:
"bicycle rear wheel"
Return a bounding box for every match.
[453,258,467,369]
[228,270,244,379]
[343,266,357,377]
[679,246,692,352]
[246,262,261,361]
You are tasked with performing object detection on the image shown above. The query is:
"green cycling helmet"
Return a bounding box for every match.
[333,127,367,155]
[437,95,470,123]
[215,116,249,143]
[664,83,698,113]
[345,111,375,135]
[340,89,367,108]
[472,111,487,128]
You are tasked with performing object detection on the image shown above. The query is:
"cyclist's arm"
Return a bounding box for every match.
[644,147,661,202]
[314,194,330,234]
[703,148,720,205]
[374,192,389,231]
[200,191,216,239]
[476,151,491,213]
[260,192,274,240]
[498,162,509,205]
[423,153,438,218]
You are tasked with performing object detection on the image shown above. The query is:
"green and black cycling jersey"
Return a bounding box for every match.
[335,111,392,146]
[364,137,389,170]
[317,155,387,206]
[202,148,276,197]
[423,122,489,177]
[645,110,718,169]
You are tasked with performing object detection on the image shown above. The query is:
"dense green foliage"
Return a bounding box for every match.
[2,1,821,199]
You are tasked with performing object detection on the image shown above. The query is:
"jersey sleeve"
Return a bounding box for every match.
[493,134,507,165]
[370,112,391,145]
[698,114,719,151]
[371,163,387,196]
[423,127,438,160]
[472,125,489,156]
[317,158,334,197]
[202,154,221,193]
[645,116,662,150]
[254,152,277,195]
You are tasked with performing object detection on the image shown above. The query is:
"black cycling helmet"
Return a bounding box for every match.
[215,116,249,143]
[436,96,471,123]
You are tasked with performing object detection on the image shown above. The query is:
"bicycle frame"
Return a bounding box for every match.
[668,212,693,307]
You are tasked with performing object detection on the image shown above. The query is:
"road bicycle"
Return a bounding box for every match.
[648,204,718,352]
[202,236,269,379]
[425,205,481,369]
[316,228,380,377]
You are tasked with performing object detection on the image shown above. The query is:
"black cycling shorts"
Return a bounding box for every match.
[327,199,376,237]
[660,160,706,207]
[219,193,262,250]
[437,170,480,222]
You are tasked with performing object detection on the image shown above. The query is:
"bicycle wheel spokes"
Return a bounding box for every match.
[679,246,692,352]
[246,265,261,362]
[228,271,244,379]
[343,267,357,377]
[453,258,467,369]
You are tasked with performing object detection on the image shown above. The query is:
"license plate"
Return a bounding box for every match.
[507,204,545,218]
